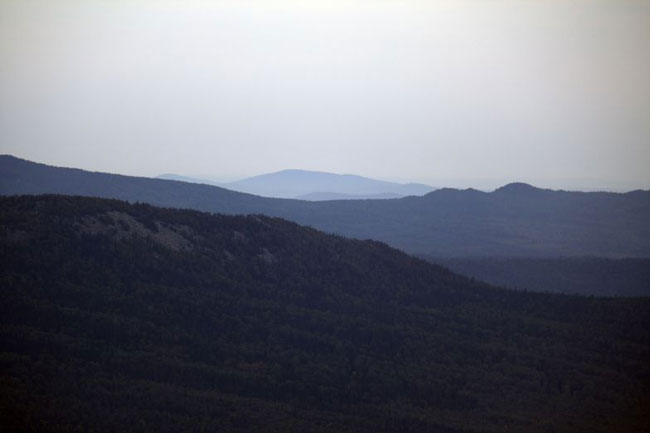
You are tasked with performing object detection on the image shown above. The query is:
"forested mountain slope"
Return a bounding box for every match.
[1,195,649,432]
[2,155,650,258]
[430,257,650,297]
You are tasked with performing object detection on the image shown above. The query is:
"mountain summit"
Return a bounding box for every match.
[219,169,434,199]
[494,182,544,194]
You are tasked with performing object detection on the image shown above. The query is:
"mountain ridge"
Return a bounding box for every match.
[295,191,405,201]
[2,154,649,258]
[219,168,434,199]
[494,182,545,194]
[157,173,222,186]
[157,169,427,200]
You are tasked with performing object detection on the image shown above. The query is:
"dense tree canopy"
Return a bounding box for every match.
[1,195,649,432]
[428,256,650,297]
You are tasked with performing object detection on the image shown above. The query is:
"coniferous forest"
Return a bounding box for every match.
[1,195,649,432]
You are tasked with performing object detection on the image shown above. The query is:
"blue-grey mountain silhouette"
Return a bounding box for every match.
[2,155,649,259]
[156,173,221,186]
[217,169,434,199]
[295,191,405,201]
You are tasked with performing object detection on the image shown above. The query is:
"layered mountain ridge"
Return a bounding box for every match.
[159,169,434,200]
[2,155,649,258]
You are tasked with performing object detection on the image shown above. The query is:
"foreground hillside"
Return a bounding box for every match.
[1,195,649,432]
[2,155,649,258]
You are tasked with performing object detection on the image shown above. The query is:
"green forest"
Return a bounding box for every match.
[1,195,649,432]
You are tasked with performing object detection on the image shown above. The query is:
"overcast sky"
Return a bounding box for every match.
[1,0,649,190]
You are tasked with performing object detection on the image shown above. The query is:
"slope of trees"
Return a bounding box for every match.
[1,195,649,432]
[428,257,650,297]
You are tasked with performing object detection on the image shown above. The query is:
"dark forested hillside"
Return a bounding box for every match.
[2,155,650,258]
[1,195,649,432]
[429,257,650,297]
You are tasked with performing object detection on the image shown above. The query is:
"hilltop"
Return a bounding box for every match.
[212,169,432,199]
[157,169,432,200]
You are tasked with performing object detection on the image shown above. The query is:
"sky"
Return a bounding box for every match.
[1,0,649,190]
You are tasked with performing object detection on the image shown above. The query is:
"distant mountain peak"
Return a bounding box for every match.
[295,191,404,201]
[494,182,542,194]
[221,169,434,199]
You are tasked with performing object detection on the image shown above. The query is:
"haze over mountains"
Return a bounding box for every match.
[158,169,434,200]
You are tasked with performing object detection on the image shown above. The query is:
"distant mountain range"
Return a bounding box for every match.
[158,169,434,200]
[295,191,404,201]
[2,155,650,259]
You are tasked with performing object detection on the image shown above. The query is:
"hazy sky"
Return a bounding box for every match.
[1,0,649,189]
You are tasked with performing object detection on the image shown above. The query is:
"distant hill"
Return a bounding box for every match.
[1,195,649,432]
[220,169,434,199]
[295,191,404,201]
[2,155,650,258]
[156,171,418,201]
[156,173,221,186]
